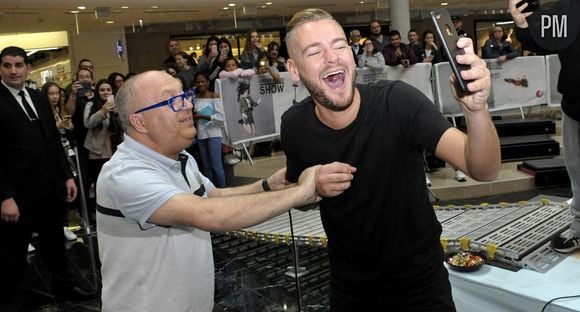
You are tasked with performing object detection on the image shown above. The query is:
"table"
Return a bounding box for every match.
[449,253,580,312]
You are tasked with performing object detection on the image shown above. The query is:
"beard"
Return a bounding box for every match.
[300,70,356,112]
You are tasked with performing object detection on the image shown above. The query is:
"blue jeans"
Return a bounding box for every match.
[198,137,226,188]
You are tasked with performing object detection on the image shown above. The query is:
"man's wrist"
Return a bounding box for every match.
[261,178,271,192]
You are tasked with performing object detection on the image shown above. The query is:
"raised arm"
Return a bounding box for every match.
[435,37,501,181]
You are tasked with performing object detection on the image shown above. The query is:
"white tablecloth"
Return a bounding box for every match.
[449,253,580,312]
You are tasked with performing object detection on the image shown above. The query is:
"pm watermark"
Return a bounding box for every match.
[528,0,579,51]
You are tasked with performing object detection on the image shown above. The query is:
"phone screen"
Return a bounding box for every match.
[430,9,472,93]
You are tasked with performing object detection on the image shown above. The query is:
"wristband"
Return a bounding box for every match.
[261,179,271,192]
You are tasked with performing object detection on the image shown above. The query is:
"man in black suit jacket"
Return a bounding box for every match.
[0,46,93,311]
[349,29,364,66]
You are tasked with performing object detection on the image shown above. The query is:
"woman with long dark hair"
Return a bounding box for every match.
[197,36,220,75]
[482,25,519,61]
[240,28,267,72]
[83,79,121,215]
[422,30,444,64]
[41,82,77,240]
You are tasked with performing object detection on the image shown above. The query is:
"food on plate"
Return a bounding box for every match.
[447,251,484,268]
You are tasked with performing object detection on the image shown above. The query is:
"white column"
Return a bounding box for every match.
[390,0,411,43]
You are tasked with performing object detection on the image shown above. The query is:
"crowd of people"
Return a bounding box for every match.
[1,1,578,311]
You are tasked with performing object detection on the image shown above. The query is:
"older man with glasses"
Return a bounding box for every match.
[95,70,355,312]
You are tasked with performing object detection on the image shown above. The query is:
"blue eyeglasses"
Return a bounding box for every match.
[134,88,196,114]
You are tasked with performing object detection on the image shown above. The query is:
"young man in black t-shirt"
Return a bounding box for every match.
[282,8,500,311]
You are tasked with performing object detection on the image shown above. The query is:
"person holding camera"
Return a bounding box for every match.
[65,67,94,220]
[84,79,120,219]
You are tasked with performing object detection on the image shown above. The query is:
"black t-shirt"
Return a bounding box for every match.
[281,81,453,307]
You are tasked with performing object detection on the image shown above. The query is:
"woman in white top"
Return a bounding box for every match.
[357,39,386,69]
[193,72,226,187]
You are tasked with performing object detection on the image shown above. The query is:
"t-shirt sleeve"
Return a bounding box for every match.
[389,81,452,153]
[281,106,306,184]
[107,164,187,229]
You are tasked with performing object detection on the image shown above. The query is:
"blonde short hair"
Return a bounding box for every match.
[285,8,334,48]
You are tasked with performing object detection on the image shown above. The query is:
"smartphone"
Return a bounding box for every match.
[430,9,472,93]
[107,94,115,103]
[220,47,228,58]
[516,0,540,13]
[211,45,217,54]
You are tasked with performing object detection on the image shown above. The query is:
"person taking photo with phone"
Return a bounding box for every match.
[509,0,580,253]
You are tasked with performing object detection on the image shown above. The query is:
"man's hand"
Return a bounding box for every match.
[450,37,491,114]
[296,165,323,205]
[1,198,20,223]
[70,80,82,97]
[315,162,357,197]
[509,0,533,28]
[65,178,77,203]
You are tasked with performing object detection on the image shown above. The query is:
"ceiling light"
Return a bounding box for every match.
[78,6,86,10]
[223,7,228,10]
[106,21,114,24]
[261,5,266,8]
[496,21,514,25]
[440,2,448,5]
[121,6,129,9]
[265,1,272,4]
[70,10,79,14]
[359,1,365,3]
[151,5,159,9]
[228,3,236,7]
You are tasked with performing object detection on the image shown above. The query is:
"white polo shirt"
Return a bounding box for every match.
[97,135,216,312]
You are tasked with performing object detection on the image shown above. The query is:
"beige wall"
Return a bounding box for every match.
[68,28,129,81]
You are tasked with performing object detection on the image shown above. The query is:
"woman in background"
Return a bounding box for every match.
[83,79,119,216]
[175,51,197,90]
[266,41,287,73]
[240,28,266,72]
[193,73,226,187]
[482,25,520,62]
[107,72,125,95]
[357,39,386,69]
[422,30,444,64]
[41,82,77,241]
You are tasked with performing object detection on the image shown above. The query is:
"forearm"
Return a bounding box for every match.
[463,107,501,181]
[65,96,76,114]
[157,184,311,232]
[211,178,264,197]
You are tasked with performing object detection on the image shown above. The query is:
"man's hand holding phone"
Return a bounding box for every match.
[451,37,491,114]
[509,0,535,28]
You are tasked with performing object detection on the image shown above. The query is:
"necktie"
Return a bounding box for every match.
[18,90,38,121]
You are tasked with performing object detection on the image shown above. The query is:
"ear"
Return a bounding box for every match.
[129,114,148,133]
[286,58,300,83]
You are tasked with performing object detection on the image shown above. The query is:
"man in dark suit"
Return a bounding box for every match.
[0,46,94,311]
[349,29,364,66]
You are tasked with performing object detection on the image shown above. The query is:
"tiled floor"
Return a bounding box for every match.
[21,120,574,311]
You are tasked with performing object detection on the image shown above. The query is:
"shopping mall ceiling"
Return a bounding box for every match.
[0,0,511,34]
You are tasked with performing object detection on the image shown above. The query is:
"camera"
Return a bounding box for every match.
[77,82,92,98]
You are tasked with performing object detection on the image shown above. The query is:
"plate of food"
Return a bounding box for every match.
[445,251,486,272]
